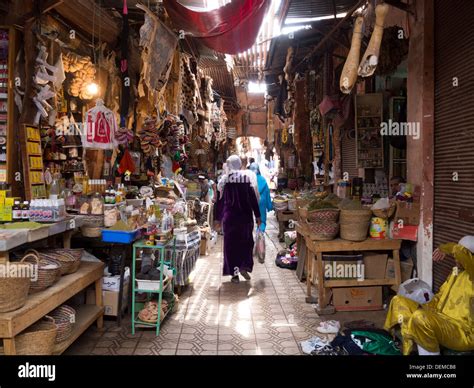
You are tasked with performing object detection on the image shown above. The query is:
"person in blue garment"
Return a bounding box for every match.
[249,162,273,231]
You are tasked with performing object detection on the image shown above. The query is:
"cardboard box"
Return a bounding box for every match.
[323,254,363,280]
[87,279,129,317]
[386,258,414,291]
[391,223,418,242]
[333,286,382,311]
[395,201,420,226]
[102,267,130,291]
[363,253,388,279]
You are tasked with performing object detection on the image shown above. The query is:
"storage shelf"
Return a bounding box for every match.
[53,304,104,355]
[325,278,398,287]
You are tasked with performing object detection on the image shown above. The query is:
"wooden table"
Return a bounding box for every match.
[276,210,298,242]
[296,222,402,313]
[0,261,104,355]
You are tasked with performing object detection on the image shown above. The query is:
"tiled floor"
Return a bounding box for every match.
[65,214,386,355]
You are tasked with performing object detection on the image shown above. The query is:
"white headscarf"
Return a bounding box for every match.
[459,236,474,253]
[217,155,259,200]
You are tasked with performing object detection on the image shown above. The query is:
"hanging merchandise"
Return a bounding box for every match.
[120,0,130,123]
[118,148,136,175]
[180,55,199,125]
[358,3,390,77]
[340,16,364,94]
[136,3,178,96]
[83,99,118,149]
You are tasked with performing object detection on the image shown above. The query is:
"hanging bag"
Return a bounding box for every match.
[255,229,265,264]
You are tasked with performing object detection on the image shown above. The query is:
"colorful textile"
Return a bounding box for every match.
[163,0,270,54]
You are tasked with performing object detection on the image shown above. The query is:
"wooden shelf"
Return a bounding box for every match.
[0,261,104,338]
[53,304,104,355]
[324,278,398,287]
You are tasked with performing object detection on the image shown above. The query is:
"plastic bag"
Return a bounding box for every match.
[398,278,434,305]
[255,229,265,264]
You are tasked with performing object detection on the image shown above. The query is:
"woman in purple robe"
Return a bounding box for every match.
[215,155,261,283]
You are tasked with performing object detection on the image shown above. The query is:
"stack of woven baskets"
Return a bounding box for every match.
[13,304,76,355]
[340,208,373,241]
[20,248,83,294]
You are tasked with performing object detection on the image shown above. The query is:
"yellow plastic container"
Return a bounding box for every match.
[369,217,388,239]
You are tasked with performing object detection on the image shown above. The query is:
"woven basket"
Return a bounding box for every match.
[306,221,339,241]
[22,251,61,294]
[298,206,309,221]
[49,305,75,343]
[307,208,340,223]
[0,263,32,313]
[15,316,58,355]
[80,215,105,227]
[39,249,83,275]
[81,226,102,238]
[340,209,373,224]
[372,203,396,219]
[340,222,370,241]
[273,199,288,211]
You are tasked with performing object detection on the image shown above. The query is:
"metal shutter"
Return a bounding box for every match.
[433,0,474,291]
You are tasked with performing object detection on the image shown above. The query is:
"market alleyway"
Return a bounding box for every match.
[66,213,386,355]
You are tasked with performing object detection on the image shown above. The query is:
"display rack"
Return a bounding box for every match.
[0,27,16,187]
[355,93,384,170]
[22,124,47,199]
[131,238,176,336]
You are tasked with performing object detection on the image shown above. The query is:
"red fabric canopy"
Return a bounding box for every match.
[163,0,271,54]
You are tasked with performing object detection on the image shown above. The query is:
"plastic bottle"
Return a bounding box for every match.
[30,200,37,221]
[58,198,65,219]
[49,174,61,200]
[12,201,21,221]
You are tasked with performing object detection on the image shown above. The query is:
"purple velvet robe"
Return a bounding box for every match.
[214,177,261,276]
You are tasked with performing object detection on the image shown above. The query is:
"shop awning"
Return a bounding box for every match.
[163,0,271,55]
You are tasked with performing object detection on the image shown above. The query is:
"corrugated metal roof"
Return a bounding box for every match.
[199,53,238,111]
[284,0,360,21]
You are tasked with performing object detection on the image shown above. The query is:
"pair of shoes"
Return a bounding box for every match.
[316,320,341,334]
[231,275,240,283]
[240,270,251,280]
[311,345,339,356]
[300,336,329,354]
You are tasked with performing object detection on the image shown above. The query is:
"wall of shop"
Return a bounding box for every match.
[406,0,434,285]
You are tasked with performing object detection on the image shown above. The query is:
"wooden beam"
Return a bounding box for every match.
[55,0,120,45]
[21,0,64,24]
[294,0,367,71]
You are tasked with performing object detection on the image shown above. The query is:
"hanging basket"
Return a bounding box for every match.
[22,251,61,294]
[0,262,32,313]
[49,305,76,343]
[15,316,58,355]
